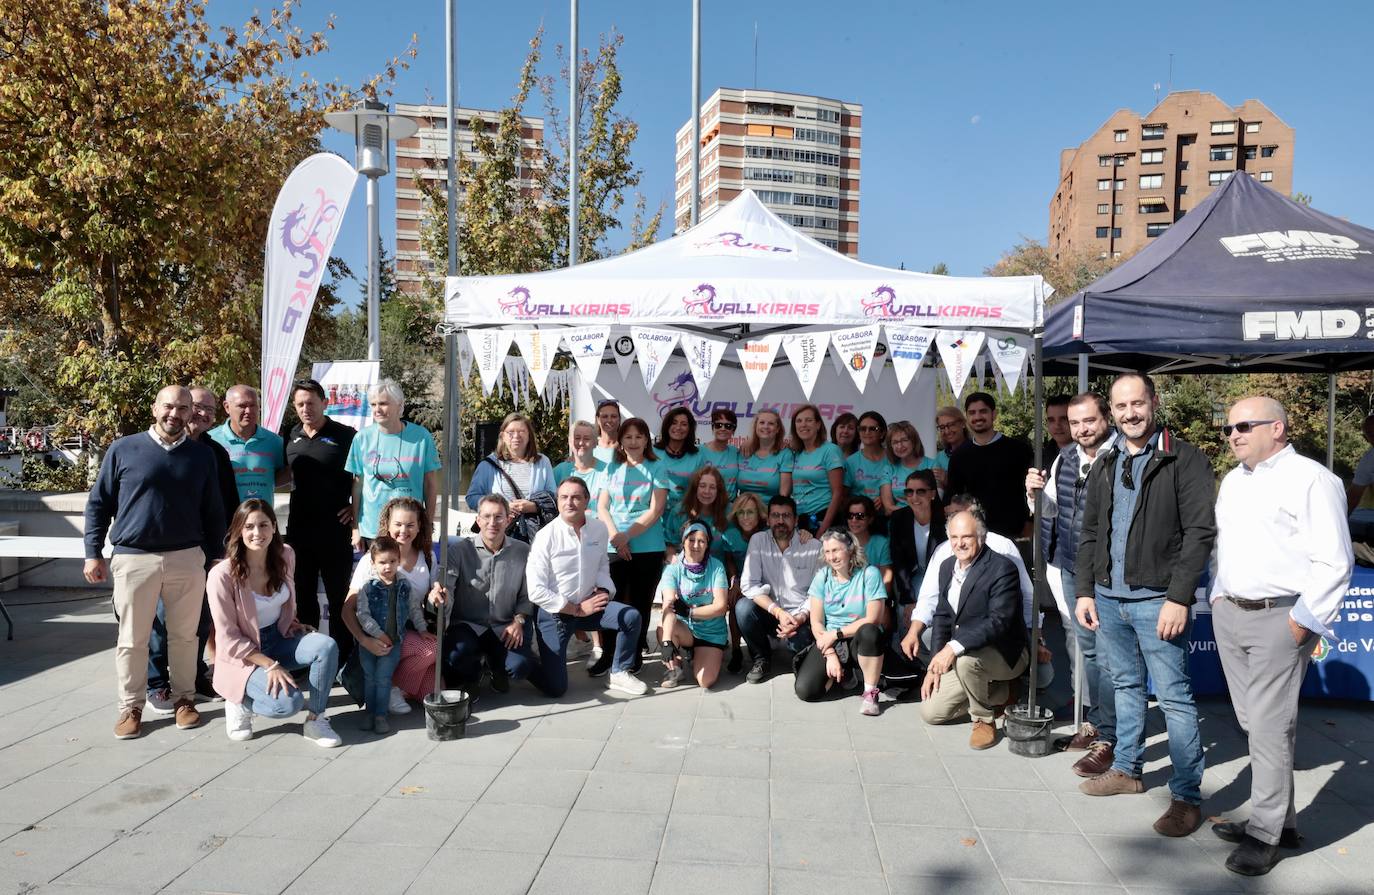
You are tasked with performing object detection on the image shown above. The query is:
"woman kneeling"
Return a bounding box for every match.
[658,522,729,689]
[796,529,886,716]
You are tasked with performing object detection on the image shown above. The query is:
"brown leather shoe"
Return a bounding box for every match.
[1064,722,1100,751]
[1072,741,1114,777]
[174,699,201,730]
[1078,768,1144,796]
[969,719,998,750]
[114,707,143,740]
[1154,799,1202,837]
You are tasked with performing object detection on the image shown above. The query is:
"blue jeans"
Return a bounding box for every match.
[1065,567,1116,745]
[358,638,403,718]
[535,601,642,697]
[147,597,213,694]
[444,619,551,695]
[734,598,815,662]
[1094,592,1203,804]
[244,626,338,718]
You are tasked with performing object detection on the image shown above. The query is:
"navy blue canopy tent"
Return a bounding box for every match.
[1045,172,1374,376]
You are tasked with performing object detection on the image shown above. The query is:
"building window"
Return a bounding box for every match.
[1245,121,1261,133]
[1244,146,1257,160]
[1179,134,1197,146]
[1097,179,1111,191]
[1114,154,1129,166]
[1208,171,1233,185]
[1114,179,1125,191]
[1114,129,1127,142]
[1147,222,1170,237]
[1096,227,1109,238]
[1177,185,1188,195]
[1261,145,1277,158]
[1139,174,1163,189]
[1209,145,1235,161]
[1112,227,1122,238]
[1211,120,1236,135]
[1098,155,1112,167]
[1259,170,1274,182]
[1141,124,1166,140]
[1114,203,1124,213]
[1097,203,1110,214]
[1140,149,1164,164]
[1139,199,1167,214]
[1096,227,1122,239]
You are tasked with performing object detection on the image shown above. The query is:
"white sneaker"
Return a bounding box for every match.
[145,687,175,714]
[567,637,592,660]
[303,715,342,748]
[224,701,253,742]
[584,645,604,670]
[607,670,648,696]
[388,686,412,714]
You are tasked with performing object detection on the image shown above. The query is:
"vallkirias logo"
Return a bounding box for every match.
[497,286,631,319]
[691,231,794,254]
[680,282,818,318]
[861,285,1004,321]
[653,370,699,417]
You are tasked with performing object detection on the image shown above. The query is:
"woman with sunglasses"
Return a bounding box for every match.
[846,412,895,525]
[597,417,670,671]
[738,409,793,504]
[795,529,886,716]
[658,522,730,689]
[700,408,743,498]
[846,496,893,595]
[880,421,947,515]
[655,407,705,547]
[790,404,847,534]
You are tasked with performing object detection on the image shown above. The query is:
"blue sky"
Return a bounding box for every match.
[219,0,1374,304]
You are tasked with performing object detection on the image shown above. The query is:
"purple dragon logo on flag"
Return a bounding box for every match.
[653,370,698,417]
[682,283,718,315]
[863,285,898,318]
[499,286,533,317]
[279,188,341,281]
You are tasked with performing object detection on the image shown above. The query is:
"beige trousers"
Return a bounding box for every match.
[921,644,1029,724]
[112,547,206,711]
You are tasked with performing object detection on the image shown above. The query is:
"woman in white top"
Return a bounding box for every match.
[342,497,444,713]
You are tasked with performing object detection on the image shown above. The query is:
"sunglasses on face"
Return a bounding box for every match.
[858,425,882,433]
[713,421,736,431]
[904,487,933,496]
[1221,419,1276,437]
[847,512,868,520]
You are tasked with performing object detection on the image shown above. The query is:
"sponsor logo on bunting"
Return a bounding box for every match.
[830,325,881,393]
[987,334,1029,393]
[629,327,680,391]
[680,334,727,395]
[456,333,475,386]
[512,329,560,396]
[735,335,783,399]
[884,326,935,393]
[612,334,637,380]
[470,330,515,395]
[782,333,827,399]
[563,326,611,383]
[935,331,986,396]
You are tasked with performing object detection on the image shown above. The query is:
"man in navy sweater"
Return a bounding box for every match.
[84,385,227,740]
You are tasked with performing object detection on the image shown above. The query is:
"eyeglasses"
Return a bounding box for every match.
[846,512,868,520]
[1222,419,1277,437]
[858,425,882,433]
[936,421,960,431]
[904,487,934,496]
[1120,457,1135,491]
[713,421,736,431]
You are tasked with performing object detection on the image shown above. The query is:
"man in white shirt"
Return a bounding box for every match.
[1209,396,1352,876]
[528,477,647,696]
[736,495,822,683]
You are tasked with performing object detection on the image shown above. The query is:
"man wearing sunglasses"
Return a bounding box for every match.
[1208,397,1351,876]
[1074,373,1215,840]
[1025,392,1118,777]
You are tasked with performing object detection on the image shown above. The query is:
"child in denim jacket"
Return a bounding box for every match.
[353,536,426,733]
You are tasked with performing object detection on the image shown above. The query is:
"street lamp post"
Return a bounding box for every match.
[324,100,419,362]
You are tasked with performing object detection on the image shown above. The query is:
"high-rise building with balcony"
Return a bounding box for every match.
[675,88,862,254]
[1049,91,1294,261]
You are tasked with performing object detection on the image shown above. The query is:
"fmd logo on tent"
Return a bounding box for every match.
[1220,230,1369,263]
[1242,309,1369,341]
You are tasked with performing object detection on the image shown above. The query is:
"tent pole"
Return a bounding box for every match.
[1327,371,1336,471]
[569,0,579,266]
[1028,332,1045,716]
[434,332,458,704]
[1073,351,1087,730]
[1077,353,1088,393]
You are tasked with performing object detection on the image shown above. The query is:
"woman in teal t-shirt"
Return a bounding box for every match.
[796,529,886,715]
[880,420,947,515]
[655,406,705,545]
[738,408,793,503]
[699,407,743,498]
[552,420,607,502]
[846,495,893,599]
[789,404,847,534]
[845,411,894,525]
[597,417,669,666]
[658,522,729,690]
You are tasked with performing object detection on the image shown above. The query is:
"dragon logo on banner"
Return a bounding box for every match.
[279,190,341,283]
[682,283,719,315]
[653,370,699,417]
[863,285,898,318]
[500,286,533,317]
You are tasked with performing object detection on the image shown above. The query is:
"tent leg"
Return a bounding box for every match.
[1077,353,1088,393]
[1327,372,1336,471]
[1073,350,1088,727]
[1028,333,1045,714]
[434,332,459,704]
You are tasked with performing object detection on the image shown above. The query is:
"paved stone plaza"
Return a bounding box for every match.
[1,590,1371,895]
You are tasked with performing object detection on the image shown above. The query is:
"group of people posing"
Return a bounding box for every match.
[83,372,1350,877]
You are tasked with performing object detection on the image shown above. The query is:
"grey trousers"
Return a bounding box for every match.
[1213,597,1314,845]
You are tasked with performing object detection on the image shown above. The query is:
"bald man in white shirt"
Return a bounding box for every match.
[1209,396,1353,876]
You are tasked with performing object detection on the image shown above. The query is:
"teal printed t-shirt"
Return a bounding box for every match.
[603,458,670,553]
[553,459,607,502]
[209,422,285,504]
[344,421,442,538]
[845,452,895,503]
[719,524,754,569]
[864,533,891,567]
[593,444,617,465]
[737,449,794,502]
[660,557,728,645]
[810,564,885,631]
[792,443,845,515]
[658,450,705,541]
[698,443,743,497]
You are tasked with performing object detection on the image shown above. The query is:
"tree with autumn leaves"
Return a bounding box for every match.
[0,0,410,445]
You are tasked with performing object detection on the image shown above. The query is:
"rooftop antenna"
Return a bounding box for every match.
[753,22,758,88]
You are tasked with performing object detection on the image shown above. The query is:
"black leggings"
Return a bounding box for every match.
[607,551,664,655]
[794,623,883,702]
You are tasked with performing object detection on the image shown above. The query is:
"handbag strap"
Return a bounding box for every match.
[481,456,525,501]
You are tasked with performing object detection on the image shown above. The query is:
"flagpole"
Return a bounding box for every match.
[569,0,579,266]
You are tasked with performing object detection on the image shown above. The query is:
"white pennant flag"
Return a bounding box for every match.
[830,324,881,393]
[884,326,935,393]
[935,331,986,396]
[735,335,782,399]
[680,334,727,396]
[563,326,610,384]
[782,333,827,399]
[611,332,637,380]
[828,340,847,377]
[512,329,560,396]
[870,344,887,385]
[629,327,680,391]
[987,333,1030,393]
[456,332,475,386]
[975,356,988,390]
[470,329,515,395]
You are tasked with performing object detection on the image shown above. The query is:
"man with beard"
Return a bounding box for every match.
[736,495,823,683]
[944,392,1034,539]
[1074,373,1215,839]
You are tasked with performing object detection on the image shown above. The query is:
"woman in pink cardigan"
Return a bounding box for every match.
[207,498,342,746]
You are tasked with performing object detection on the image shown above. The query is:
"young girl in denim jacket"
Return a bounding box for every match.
[353,535,426,733]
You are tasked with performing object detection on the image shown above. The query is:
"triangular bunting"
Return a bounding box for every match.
[782,333,827,399]
[629,327,680,391]
[680,334,727,396]
[511,329,560,396]
[470,329,515,395]
[456,332,475,386]
[611,332,637,381]
[987,333,1030,393]
[735,335,782,399]
[869,343,887,386]
[830,324,881,393]
[935,330,985,396]
[884,326,935,393]
[563,326,610,385]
